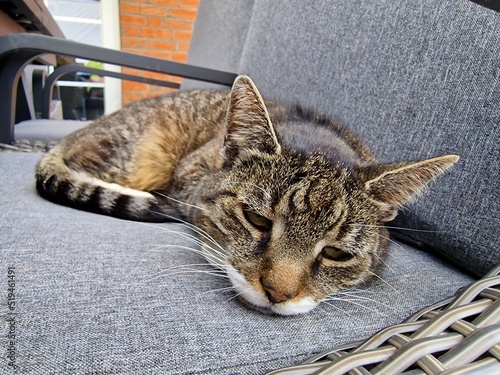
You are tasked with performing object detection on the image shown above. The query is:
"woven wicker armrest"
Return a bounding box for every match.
[268,266,500,375]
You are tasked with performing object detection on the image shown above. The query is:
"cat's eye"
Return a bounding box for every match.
[321,246,353,262]
[243,209,272,231]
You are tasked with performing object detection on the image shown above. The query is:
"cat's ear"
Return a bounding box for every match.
[223,75,281,159]
[363,155,459,222]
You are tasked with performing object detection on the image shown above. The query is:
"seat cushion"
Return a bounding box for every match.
[14,119,91,142]
[0,152,474,373]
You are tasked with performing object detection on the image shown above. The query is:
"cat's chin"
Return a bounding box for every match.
[225,265,318,316]
[236,295,318,316]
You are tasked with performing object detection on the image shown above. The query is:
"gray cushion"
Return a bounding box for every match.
[182,0,255,90]
[15,119,91,142]
[186,0,499,277]
[0,152,473,373]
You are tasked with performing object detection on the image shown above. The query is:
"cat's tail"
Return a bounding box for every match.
[35,149,172,222]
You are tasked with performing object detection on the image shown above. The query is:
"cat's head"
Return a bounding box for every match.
[193,75,459,315]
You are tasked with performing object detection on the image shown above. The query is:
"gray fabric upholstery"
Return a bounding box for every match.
[186,0,499,277]
[0,153,473,373]
[181,0,255,91]
[14,119,91,142]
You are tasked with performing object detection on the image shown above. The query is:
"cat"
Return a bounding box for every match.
[36,75,459,315]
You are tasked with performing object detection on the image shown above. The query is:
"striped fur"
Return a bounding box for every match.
[35,76,458,315]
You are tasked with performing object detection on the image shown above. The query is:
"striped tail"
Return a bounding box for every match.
[35,152,172,222]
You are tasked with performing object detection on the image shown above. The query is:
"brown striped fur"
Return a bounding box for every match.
[35,76,459,315]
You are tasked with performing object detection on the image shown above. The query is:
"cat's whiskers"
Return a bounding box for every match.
[333,291,399,312]
[164,244,227,268]
[159,233,227,263]
[346,222,412,256]
[365,270,401,295]
[140,217,229,270]
[349,223,445,234]
[139,240,228,281]
[137,212,235,297]
[147,210,228,256]
[159,265,236,299]
[139,227,227,266]
[160,266,232,280]
[139,223,206,248]
[350,229,397,273]
[327,223,404,298]
[167,263,227,271]
[320,301,363,322]
[347,224,411,263]
[334,288,378,296]
[167,263,232,279]
[153,191,209,213]
[323,296,388,317]
[322,280,403,316]
[373,231,412,257]
[197,285,237,297]
[223,290,244,304]
[144,268,174,281]
[158,267,235,304]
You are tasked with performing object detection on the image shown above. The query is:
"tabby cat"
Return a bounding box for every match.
[36,75,458,315]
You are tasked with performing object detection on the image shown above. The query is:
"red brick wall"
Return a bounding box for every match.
[119,0,199,105]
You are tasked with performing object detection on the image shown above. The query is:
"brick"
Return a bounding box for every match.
[140,4,169,16]
[170,75,183,84]
[121,26,140,37]
[122,91,144,105]
[124,81,148,91]
[133,49,173,60]
[171,8,197,20]
[150,0,179,6]
[139,28,155,38]
[122,87,144,97]
[122,67,143,76]
[148,40,176,51]
[120,14,147,26]
[140,28,171,39]
[121,37,148,48]
[143,91,161,99]
[147,16,163,27]
[172,52,187,62]
[120,3,140,14]
[164,19,192,30]
[121,49,147,57]
[180,0,199,8]
[143,71,169,80]
[120,0,197,104]
[172,30,192,41]
[178,41,191,52]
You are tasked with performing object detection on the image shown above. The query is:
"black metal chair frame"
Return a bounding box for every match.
[40,64,182,119]
[0,33,237,144]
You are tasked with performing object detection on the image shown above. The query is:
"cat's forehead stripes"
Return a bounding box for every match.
[287,180,311,213]
[279,169,347,223]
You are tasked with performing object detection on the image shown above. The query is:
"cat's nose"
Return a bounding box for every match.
[264,288,293,303]
[261,278,297,303]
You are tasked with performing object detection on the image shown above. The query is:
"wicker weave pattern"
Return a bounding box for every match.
[269,266,500,375]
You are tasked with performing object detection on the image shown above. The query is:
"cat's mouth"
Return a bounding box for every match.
[225,265,318,316]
